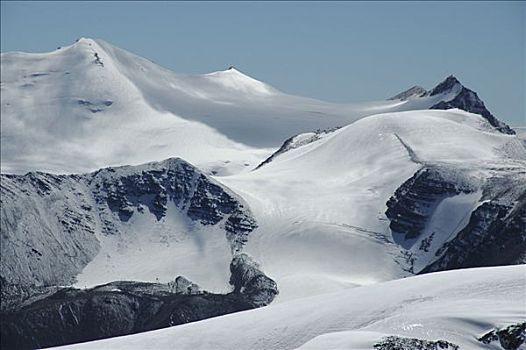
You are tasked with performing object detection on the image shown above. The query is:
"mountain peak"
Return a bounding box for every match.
[429,75,463,96]
[204,67,277,95]
[389,85,427,101]
[72,37,99,47]
[428,75,515,134]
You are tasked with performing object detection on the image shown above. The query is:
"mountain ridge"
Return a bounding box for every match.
[1,38,517,175]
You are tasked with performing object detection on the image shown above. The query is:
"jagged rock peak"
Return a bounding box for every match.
[428,76,515,134]
[429,75,463,96]
[388,85,427,100]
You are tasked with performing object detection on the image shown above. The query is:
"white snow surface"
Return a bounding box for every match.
[57,265,526,350]
[0,37,488,175]
[220,109,526,300]
[74,201,234,292]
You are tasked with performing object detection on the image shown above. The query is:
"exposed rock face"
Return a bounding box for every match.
[385,167,474,240]
[428,75,462,96]
[422,191,526,273]
[388,76,515,135]
[0,256,278,350]
[374,336,459,350]
[388,85,427,100]
[387,164,526,274]
[429,76,515,135]
[1,172,100,289]
[478,322,526,350]
[167,276,201,295]
[0,286,250,349]
[90,158,257,252]
[230,253,279,307]
[0,158,257,291]
[255,127,340,169]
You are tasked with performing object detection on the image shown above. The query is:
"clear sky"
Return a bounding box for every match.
[1,1,525,126]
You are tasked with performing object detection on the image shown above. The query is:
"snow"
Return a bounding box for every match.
[3,38,526,349]
[74,201,233,292]
[1,38,495,175]
[56,265,526,350]
[3,38,524,299]
[219,109,525,300]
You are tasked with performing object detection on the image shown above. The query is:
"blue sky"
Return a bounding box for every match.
[1,1,525,125]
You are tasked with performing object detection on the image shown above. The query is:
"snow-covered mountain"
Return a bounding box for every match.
[0,38,515,175]
[1,38,525,350]
[1,158,257,293]
[220,109,525,299]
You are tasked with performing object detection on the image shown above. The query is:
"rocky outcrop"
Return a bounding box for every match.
[0,158,268,349]
[388,85,427,100]
[478,322,526,350]
[385,167,474,240]
[429,76,515,135]
[0,284,251,349]
[374,336,459,350]
[388,76,515,135]
[387,164,526,273]
[421,191,526,273]
[255,127,339,169]
[0,255,278,350]
[0,158,257,290]
[90,158,257,252]
[230,253,279,307]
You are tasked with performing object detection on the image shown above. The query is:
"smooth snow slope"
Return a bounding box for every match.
[220,109,526,300]
[58,265,526,350]
[1,38,487,175]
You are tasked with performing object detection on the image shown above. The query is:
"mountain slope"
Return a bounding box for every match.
[1,38,515,175]
[220,109,526,299]
[2,108,523,303]
[57,265,526,350]
[0,158,257,294]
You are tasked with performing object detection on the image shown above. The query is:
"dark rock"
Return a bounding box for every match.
[386,167,473,240]
[0,255,277,350]
[429,76,515,135]
[388,85,427,100]
[167,276,200,295]
[421,192,526,273]
[91,158,258,252]
[478,322,526,350]
[255,127,340,170]
[77,99,113,113]
[93,52,104,67]
[429,75,461,96]
[230,253,278,307]
[374,335,459,350]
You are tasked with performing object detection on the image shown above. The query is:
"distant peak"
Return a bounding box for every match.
[204,67,277,95]
[74,37,96,45]
[220,66,247,76]
[429,75,463,96]
[388,85,427,101]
